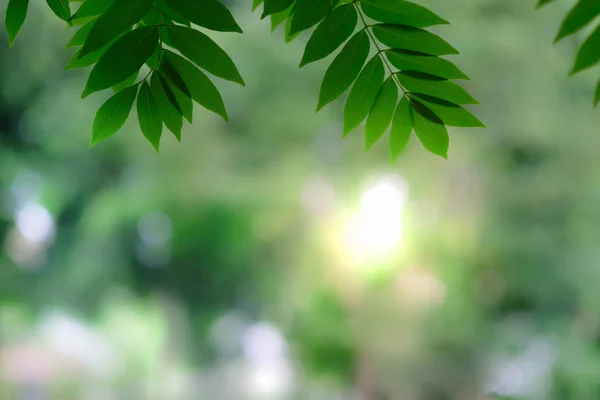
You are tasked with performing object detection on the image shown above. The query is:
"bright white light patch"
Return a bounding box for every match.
[242,323,287,364]
[15,203,54,244]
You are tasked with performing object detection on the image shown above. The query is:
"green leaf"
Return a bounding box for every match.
[411,93,484,127]
[66,18,95,48]
[271,10,289,31]
[253,0,264,11]
[151,72,183,141]
[537,0,558,8]
[343,56,385,136]
[289,0,329,36]
[365,78,398,150]
[70,0,114,22]
[397,71,478,104]
[82,26,159,98]
[160,59,194,123]
[386,50,469,80]
[112,72,138,93]
[46,0,71,22]
[372,24,458,56]
[317,31,370,111]
[361,0,448,28]
[80,0,154,57]
[165,0,242,33]
[167,25,245,85]
[159,59,192,99]
[66,27,132,70]
[389,96,412,162]
[137,81,163,152]
[571,25,600,74]
[410,100,449,158]
[263,0,294,18]
[164,51,228,121]
[300,4,357,67]
[168,80,194,123]
[555,0,600,41]
[91,84,138,146]
[163,6,191,27]
[5,0,30,47]
[284,12,302,42]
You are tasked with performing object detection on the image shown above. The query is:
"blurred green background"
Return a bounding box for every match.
[2,0,600,399]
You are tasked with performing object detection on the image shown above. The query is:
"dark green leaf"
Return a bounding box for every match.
[285,12,302,42]
[159,60,192,99]
[300,4,357,67]
[46,0,71,22]
[165,0,242,33]
[137,81,163,152]
[555,0,600,41]
[343,56,385,135]
[70,0,114,22]
[167,25,245,85]
[317,31,370,111]
[289,0,328,36]
[386,50,469,80]
[361,0,448,28]
[263,0,294,18]
[397,71,477,104]
[91,84,138,146]
[164,51,228,121]
[82,26,159,97]
[595,80,600,107]
[389,96,412,162]
[411,93,484,127]
[537,0,558,8]
[158,74,181,114]
[372,24,458,56]
[5,0,30,47]
[80,0,154,57]
[151,73,183,141]
[163,6,191,27]
[365,78,399,150]
[66,18,95,48]
[410,100,449,158]
[112,72,138,93]
[571,25,600,74]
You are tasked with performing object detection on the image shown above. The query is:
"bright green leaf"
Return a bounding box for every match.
[317,31,370,111]
[372,24,458,56]
[397,71,478,104]
[386,50,469,80]
[343,56,385,136]
[166,0,242,33]
[164,51,228,121]
[361,0,448,28]
[389,96,412,162]
[151,72,183,141]
[410,100,449,158]
[365,78,399,150]
[82,26,159,97]
[411,93,484,127]
[555,0,600,42]
[167,25,245,85]
[91,84,138,146]
[270,9,289,31]
[5,0,30,47]
[289,0,328,36]
[66,18,95,48]
[300,4,357,67]
[80,0,154,57]
[137,81,163,152]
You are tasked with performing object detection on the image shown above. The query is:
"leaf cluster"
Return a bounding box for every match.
[4,0,483,159]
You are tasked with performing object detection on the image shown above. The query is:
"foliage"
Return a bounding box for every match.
[4,0,483,159]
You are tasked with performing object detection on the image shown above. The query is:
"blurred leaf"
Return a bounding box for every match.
[167,25,245,85]
[80,0,154,57]
[164,51,228,121]
[165,0,242,33]
[397,71,478,104]
[555,0,600,42]
[361,0,448,27]
[317,31,370,111]
[570,25,600,74]
[386,50,469,80]
[300,4,357,67]
[91,84,138,146]
[389,96,412,161]
[343,56,385,136]
[5,0,30,47]
[372,24,458,56]
[365,77,399,150]
[83,26,159,98]
[137,81,163,152]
